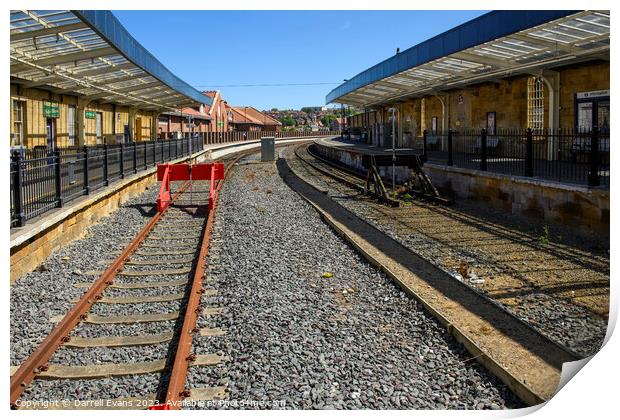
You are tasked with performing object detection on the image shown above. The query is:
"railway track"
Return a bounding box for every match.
[282,142,586,404]
[289,142,608,358]
[10,152,245,410]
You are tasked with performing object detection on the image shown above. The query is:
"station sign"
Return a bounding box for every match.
[43,101,60,118]
[576,90,610,99]
[85,111,97,119]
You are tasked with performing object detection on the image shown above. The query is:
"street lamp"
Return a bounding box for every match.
[388,107,397,194]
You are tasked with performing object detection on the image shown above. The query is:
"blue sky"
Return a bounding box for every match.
[114,10,486,110]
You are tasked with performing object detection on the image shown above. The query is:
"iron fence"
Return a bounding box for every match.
[10,136,202,228]
[359,125,608,188]
[415,128,609,187]
[10,131,340,228]
[204,130,339,144]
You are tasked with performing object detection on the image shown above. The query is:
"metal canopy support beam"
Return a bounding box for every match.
[77,62,135,77]
[447,51,512,69]
[20,76,66,88]
[99,74,151,87]
[375,80,413,91]
[507,33,568,52]
[19,46,116,69]
[10,21,88,41]
[87,81,162,100]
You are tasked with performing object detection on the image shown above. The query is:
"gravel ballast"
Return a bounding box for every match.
[11,180,204,404]
[10,183,163,366]
[185,158,522,409]
[288,146,609,358]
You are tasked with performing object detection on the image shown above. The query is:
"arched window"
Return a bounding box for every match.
[527,77,545,131]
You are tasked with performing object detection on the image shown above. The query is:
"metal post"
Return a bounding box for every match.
[133,141,137,174]
[480,128,487,171]
[447,130,453,166]
[588,126,600,187]
[54,150,63,207]
[188,116,193,206]
[422,129,428,162]
[12,151,26,227]
[390,107,396,193]
[103,144,109,186]
[144,142,147,169]
[120,143,125,178]
[83,146,90,194]
[525,128,533,177]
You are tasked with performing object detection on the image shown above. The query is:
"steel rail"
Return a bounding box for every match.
[289,144,584,363]
[161,154,243,410]
[294,143,399,207]
[300,143,451,206]
[9,181,191,408]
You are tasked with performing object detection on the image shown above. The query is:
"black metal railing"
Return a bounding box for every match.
[411,127,609,187]
[10,130,340,229]
[204,130,339,144]
[10,136,203,228]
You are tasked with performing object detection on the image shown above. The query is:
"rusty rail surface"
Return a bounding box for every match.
[9,182,191,408]
[161,154,239,409]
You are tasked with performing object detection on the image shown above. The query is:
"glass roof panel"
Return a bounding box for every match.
[11,9,212,110]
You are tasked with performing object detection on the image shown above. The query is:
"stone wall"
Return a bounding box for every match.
[10,84,155,147]
[424,164,609,237]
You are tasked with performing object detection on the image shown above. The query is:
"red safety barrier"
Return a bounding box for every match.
[156,162,225,212]
[147,403,171,410]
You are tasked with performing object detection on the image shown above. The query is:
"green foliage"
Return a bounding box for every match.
[321,114,337,127]
[279,115,295,127]
[538,225,550,244]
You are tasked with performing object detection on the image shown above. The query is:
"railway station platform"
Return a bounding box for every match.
[312,137,609,237]
[9,135,337,282]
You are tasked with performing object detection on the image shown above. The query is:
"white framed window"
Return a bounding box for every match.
[68,105,76,146]
[12,99,24,146]
[527,77,545,131]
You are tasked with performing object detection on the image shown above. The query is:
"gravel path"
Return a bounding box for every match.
[185,158,522,409]
[289,145,609,357]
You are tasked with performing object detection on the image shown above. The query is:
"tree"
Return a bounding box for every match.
[321,114,337,127]
[279,115,295,127]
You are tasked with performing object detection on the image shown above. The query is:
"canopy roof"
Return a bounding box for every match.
[10,10,212,111]
[326,10,610,107]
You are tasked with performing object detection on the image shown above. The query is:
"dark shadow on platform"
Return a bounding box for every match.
[276,156,583,368]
